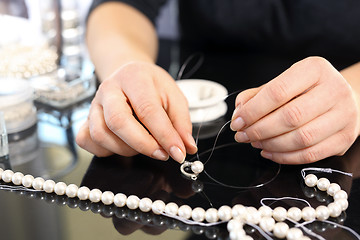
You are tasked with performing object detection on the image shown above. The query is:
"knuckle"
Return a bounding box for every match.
[283,105,303,128]
[135,101,157,122]
[302,149,320,164]
[106,113,128,133]
[248,127,262,141]
[89,127,106,145]
[296,127,316,147]
[75,132,86,149]
[266,80,289,104]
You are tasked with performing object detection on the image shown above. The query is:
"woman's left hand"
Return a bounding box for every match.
[230,57,360,164]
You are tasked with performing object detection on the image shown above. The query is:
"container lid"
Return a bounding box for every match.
[0,78,34,109]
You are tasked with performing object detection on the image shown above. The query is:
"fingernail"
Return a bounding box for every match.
[261,150,272,160]
[232,107,240,120]
[187,133,198,151]
[235,131,249,142]
[230,117,245,131]
[252,141,262,149]
[170,146,185,163]
[152,149,169,161]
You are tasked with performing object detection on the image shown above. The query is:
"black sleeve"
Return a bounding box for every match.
[88,0,168,24]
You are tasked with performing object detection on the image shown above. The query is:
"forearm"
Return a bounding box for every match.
[86,2,158,81]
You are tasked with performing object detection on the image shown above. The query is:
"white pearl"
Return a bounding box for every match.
[336,198,349,211]
[273,206,287,222]
[334,190,348,201]
[126,195,140,210]
[328,202,342,218]
[54,182,67,195]
[229,229,246,240]
[232,204,247,220]
[114,193,127,207]
[218,205,232,221]
[317,178,330,191]
[2,169,14,183]
[302,206,316,221]
[205,208,219,223]
[43,180,56,193]
[22,175,34,188]
[32,177,45,190]
[89,189,102,203]
[139,197,153,212]
[66,184,79,198]
[286,227,303,240]
[192,207,206,222]
[258,205,273,217]
[245,207,261,224]
[178,205,192,219]
[315,205,330,221]
[12,172,24,185]
[152,200,165,215]
[165,202,179,216]
[191,161,204,174]
[227,219,243,232]
[273,222,289,239]
[101,191,115,205]
[327,183,341,196]
[287,207,302,222]
[77,186,90,200]
[304,174,318,187]
[259,216,275,232]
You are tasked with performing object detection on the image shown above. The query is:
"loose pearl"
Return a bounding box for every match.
[273,222,289,239]
[66,184,79,198]
[124,195,139,210]
[89,189,102,203]
[114,193,127,207]
[165,202,179,216]
[101,191,115,205]
[77,186,90,200]
[327,183,341,196]
[192,207,206,222]
[227,219,243,232]
[152,200,165,215]
[317,178,330,191]
[286,227,303,240]
[232,204,247,220]
[32,177,45,190]
[328,202,342,218]
[287,207,302,222]
[304,174,318,187]
[315,205,330,221]
[43,180,56,193]
[54,182,67,195]
[273,207,287,222]
[2,169,14,183]
[302,207,316,221]
[336,198,349,211]
[218,205,232,221]
[334,190,348,201]
[191,161,204,174]
[205,208,219,223]
[229,229,246,240]
[178,205,192,219]
[245,207,261,225]
[12,172,24,185]
[259,216,275,232]
[139,197,153,212]
[258,205,273,217]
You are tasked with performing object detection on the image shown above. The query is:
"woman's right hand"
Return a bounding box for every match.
[76,61,198,163]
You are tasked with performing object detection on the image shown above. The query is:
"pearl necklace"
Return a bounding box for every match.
[0,166,350,240]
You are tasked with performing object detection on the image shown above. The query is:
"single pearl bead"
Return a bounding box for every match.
[245,207,261,225]
[327,183,341,196]
[258,205,273,217]
[232,204,247,220]
[21,174,34,188]
[114,193,127,207]
[89,189,102,203]
[152,200,165,215]
[139,197,153,212]
[287,207,302,222]
[317,178,330,191]
[192,207,206,222]
[77,186,90,200]
[191,161,204,174]
[315,205,330,221]
[12,172,24,185]
[54,182,67,195]
[302,207,316,221]
[101,191,115,205]
[205,208,219,223]
[43,180,56,193]
[178,205,192,219]
[125,195,139,210]
[66,184,79,198]
[227,219,243,232]
[328,202,342,218]
[334,190,348,201]
[304,174,318,187]
[259,216,275,232]
[273,222,289,239]
[229,229,246,240]
[273,206,287,222]
[286,227,303,240]
[2,169,14,183]
[32,177,45,190]
[218,205,232,221]
[336,198,349,211]
[165,202,179,216]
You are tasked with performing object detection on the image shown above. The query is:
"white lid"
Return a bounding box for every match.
[0,78,34,109]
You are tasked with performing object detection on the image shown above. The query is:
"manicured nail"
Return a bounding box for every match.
[261,150,272,160]
[230,117,245,131]
[170,146,185,163]
[152,149,169,161]
[252,141,262,149]
[235,131,249,142]
[187,133,198,151]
